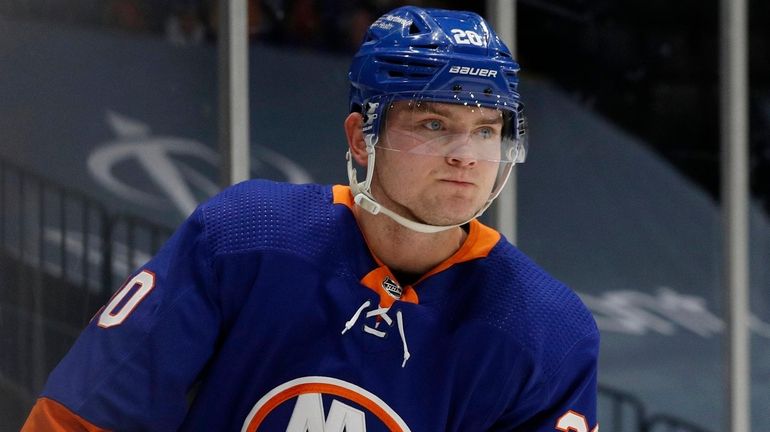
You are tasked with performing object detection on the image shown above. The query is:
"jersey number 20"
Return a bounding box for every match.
[97,270,156,328]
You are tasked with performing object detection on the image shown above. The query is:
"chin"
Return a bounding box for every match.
[422,204,483,226]
[405,191,488,225]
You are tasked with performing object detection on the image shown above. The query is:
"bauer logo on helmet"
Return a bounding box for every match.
[448,65,498,78]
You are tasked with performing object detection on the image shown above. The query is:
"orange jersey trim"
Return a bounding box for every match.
[332,185,501,288]
[22,397,110,432]
[415,217,500,284]
[332,184,356,208]
[360,266,419,307]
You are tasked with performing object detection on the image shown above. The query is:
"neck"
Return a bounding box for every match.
[353,204,468,276]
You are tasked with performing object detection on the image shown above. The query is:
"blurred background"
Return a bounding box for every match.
[1,0,768,430]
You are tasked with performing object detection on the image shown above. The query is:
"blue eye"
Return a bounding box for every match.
[424,120,442,131]
[478,127,494,139]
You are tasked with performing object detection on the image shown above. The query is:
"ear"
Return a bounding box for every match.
[344,112,369,167]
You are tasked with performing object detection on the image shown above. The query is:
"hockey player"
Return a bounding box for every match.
[23,6,599,431]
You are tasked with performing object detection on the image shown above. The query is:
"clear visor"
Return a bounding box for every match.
[376,91,527,164]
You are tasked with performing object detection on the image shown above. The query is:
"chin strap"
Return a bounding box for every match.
[353,193,457,233]
[346,135,513,234]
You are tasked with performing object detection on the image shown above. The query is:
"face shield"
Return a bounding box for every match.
[347,90,528,233]
[368,91,527,209]
[375,91,527,165]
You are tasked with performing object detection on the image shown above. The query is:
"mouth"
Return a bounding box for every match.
[439,179,475,187]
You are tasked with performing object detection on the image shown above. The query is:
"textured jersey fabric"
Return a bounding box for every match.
[26,180,599,431]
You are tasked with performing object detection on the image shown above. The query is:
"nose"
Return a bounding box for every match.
[445,136,478,167]
[446,152,477,167]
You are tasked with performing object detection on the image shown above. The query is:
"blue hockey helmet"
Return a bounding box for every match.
[346,6,528,233]
[348,6,524,143]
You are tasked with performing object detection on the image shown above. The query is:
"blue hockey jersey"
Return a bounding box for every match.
[24,180,599,431]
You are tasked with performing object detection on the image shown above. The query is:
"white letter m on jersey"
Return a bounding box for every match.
[286,393,367,432]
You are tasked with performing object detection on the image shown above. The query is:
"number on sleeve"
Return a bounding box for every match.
[97,270,156,328]
[556,410,598,432]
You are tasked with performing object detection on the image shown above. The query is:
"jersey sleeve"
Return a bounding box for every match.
[23,206,222,431]
[492,330,600,432]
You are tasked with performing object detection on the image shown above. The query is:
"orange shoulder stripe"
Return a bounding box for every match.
[22,397,110,432]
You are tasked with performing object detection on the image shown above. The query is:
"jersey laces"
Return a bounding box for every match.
[341,300,411,368]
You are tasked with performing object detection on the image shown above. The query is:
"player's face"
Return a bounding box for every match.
[371,101,503,226]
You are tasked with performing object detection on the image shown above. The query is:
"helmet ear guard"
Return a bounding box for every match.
[346,6,527,233]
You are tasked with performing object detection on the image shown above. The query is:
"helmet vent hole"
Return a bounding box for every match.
[409,23,422,34]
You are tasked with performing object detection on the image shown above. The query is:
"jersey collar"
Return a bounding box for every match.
[332,184,501,303]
